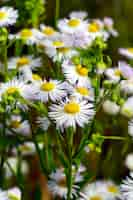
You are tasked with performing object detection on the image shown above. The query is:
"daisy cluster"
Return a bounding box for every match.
[0,2,131,200]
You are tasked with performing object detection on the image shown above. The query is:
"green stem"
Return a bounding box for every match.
[67,128,74,200]
[55,0,60,27]
[100,136,126,141]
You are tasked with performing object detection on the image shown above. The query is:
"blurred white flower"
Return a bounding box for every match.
[102,100,120,115]
[0,7,18,27]
[7,187,21,200]
[121,97,133,118]
[125,153,133,170]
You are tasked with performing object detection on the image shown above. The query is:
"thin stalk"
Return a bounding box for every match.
[100,136,126,141]
[67,128,74,200]
[55,0,60,27]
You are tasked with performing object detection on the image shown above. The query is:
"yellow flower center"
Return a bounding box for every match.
[20,29,33,38]
[10,120,21,129]
[6,87,19,95]
[64,102,80,114]
[88,22,100,33]
[0,11,7,20]
[128,48,133,54]
[76,87,89,96]
[17,57,30,67]
[32,74,41,81]
[68,19,81,27]
[76,64,88,76]
[53,41,64,47]
[41,82,55,91]
[8,194,19,200]
[107,185,118,193]
[114,69,121,76]
[43,27,55,36]
[58,47,70,53]
[90,196,102,200]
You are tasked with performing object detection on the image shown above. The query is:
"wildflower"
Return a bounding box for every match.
[48,168,79,199]
[8,56,42,71]
[6,115,30,136]
[0,7,18,27]
[58,17,87,34]
[0,78,38,101]
[62,60,91,86]
[105,67,121,83]
[9,28,39,45]
[38,79,67,102]
[102,100,120,115]
[49,97,95,130]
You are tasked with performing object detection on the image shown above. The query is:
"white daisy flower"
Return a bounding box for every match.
[121,173,133,200]
[39,24,59,39]
[49,97,95,130]
[79,181,108,200]
[69,84,94,101]
[4,157,29,179]
[87,20,109,41]
[0,78,38,101]
[12,142,43,156]
[58,17,87,34]
[9,28,39,45]
[48,168,79,199]
[125,153,133,171]
[121,97,133,118]
[7,187,21,200]
[0,7,18,27]
[6,115,30,136]
[36,116,50,131]
[38,79,67,102]
[42,38,66,58]
[105,67,121,83]
[102,180,120,199]
[102,100,120,115]
[0,190,8,200]
[119,48,133,59]
[8,55,42,71]
[62,60,91,87]
[69,11,88,20]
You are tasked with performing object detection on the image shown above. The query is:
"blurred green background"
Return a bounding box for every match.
[46,0,133,63]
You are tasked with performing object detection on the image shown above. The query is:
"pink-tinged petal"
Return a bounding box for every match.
[119,61,133,79]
